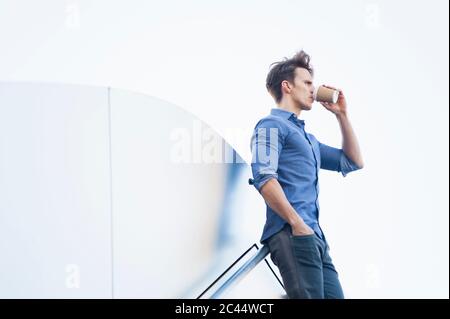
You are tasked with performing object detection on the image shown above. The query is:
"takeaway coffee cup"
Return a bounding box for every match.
[313,86,339,103]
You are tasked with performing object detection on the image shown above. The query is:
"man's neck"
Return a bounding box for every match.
[277,100,301,117]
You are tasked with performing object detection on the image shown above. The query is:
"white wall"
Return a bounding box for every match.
[0,83,283,298]
[0,83,112,298]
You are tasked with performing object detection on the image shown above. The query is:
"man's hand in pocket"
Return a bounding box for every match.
[291,220,314,236]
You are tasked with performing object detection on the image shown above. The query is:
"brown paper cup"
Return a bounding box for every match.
[313,86,339,103]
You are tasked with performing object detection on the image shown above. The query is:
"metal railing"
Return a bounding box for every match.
[197,243,285,299]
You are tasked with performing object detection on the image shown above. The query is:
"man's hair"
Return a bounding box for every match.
[266,50,314,103]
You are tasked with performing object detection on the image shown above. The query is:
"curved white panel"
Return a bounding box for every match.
[0,82,282,298]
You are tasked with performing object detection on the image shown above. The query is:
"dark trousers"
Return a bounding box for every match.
[266,224,344,299]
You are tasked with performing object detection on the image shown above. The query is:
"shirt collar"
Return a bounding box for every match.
[270,108,305,125]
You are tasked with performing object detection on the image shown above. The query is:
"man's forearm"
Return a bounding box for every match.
[336,113,364,168]
[259,178,305,228]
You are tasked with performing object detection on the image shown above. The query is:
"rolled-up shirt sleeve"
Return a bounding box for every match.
[250,118,285,192]
[319,141,362,177]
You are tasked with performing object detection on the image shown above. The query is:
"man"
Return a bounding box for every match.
[250,50,364,299]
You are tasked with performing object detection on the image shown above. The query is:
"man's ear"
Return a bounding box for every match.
[281,80,292,94]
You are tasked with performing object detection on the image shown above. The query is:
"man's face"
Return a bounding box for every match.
[282,67,315,110]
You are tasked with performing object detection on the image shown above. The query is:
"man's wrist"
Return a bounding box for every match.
[289,218,305,228]
[336,112,348,121]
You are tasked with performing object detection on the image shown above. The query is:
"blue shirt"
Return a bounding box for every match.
[250,108,362,244]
